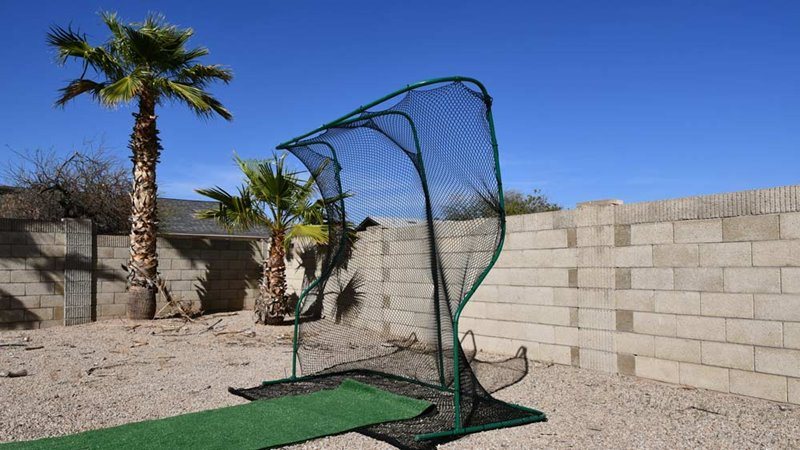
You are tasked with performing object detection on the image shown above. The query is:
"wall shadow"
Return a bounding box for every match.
[0,229,115,329]
[292,244,320,318]
[164,236,260,315]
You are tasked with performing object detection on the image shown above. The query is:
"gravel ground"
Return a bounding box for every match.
[1,311,798,449]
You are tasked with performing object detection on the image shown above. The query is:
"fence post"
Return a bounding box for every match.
[63,218,94,325]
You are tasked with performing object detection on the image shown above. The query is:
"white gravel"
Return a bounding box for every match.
[1,311,798,449]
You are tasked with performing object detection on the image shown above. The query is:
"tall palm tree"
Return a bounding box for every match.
[47,13,233,319]
[196,153,333,324]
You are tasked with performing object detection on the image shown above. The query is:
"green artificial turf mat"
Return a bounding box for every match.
[1,379,432,449]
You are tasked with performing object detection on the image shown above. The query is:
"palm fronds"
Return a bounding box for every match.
[194,185,265,232]
[195,152,336,247]
[47,11,231,119]
[55,79,107,107]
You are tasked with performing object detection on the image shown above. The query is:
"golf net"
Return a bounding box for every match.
[232,78,545,448]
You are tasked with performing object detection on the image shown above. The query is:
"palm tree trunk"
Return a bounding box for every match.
[255,230,288,325]
[254,248,270,323]
[127,91,161,320]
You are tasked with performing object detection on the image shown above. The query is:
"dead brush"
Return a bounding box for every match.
[152,277,203,321]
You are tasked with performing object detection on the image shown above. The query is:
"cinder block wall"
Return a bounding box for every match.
[315,184,799,405]
[0,219,66,329]
[458,184,800,405]
[0,218,269,329]
[93,235,263,319]
[331,185,799,405]
[2,185,799,404]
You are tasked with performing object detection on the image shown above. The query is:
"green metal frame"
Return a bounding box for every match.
[273,76,546,440]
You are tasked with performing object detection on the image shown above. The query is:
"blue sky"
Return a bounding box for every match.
[1,1,798,208]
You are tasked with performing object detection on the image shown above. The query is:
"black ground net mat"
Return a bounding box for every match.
[231,367,542,450]
[236,77,546,447]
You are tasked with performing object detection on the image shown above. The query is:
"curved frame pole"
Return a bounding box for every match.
[318,110,450,386]
[450,101,506,432]
[278,76,492,148]
[279,140,347,379]
[275,76,506,434]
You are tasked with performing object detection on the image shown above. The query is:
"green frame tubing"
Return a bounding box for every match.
[279,139,347,381]
[274,76,546,440]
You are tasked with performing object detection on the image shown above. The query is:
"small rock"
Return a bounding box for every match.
[0,369,28,378]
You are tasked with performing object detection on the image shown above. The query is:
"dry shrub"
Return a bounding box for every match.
[1,142,131,234]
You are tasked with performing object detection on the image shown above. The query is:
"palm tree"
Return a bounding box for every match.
[195,153,332,324]
[47,13,233,319]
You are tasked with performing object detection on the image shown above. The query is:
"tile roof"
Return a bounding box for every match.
[158,198,269,237]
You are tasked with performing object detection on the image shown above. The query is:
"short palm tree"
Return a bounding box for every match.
[48,13,233,319]
[196,153,332,324]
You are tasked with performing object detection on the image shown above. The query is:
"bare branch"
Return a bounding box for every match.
[0,141,132,233]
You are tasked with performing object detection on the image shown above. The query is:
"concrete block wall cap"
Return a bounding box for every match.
[0,218,64,233]
[577,199,624,208]
[60,218,93,225]
[615,184,800,225]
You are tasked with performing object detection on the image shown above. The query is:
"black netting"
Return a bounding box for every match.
[232,79,545,448]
